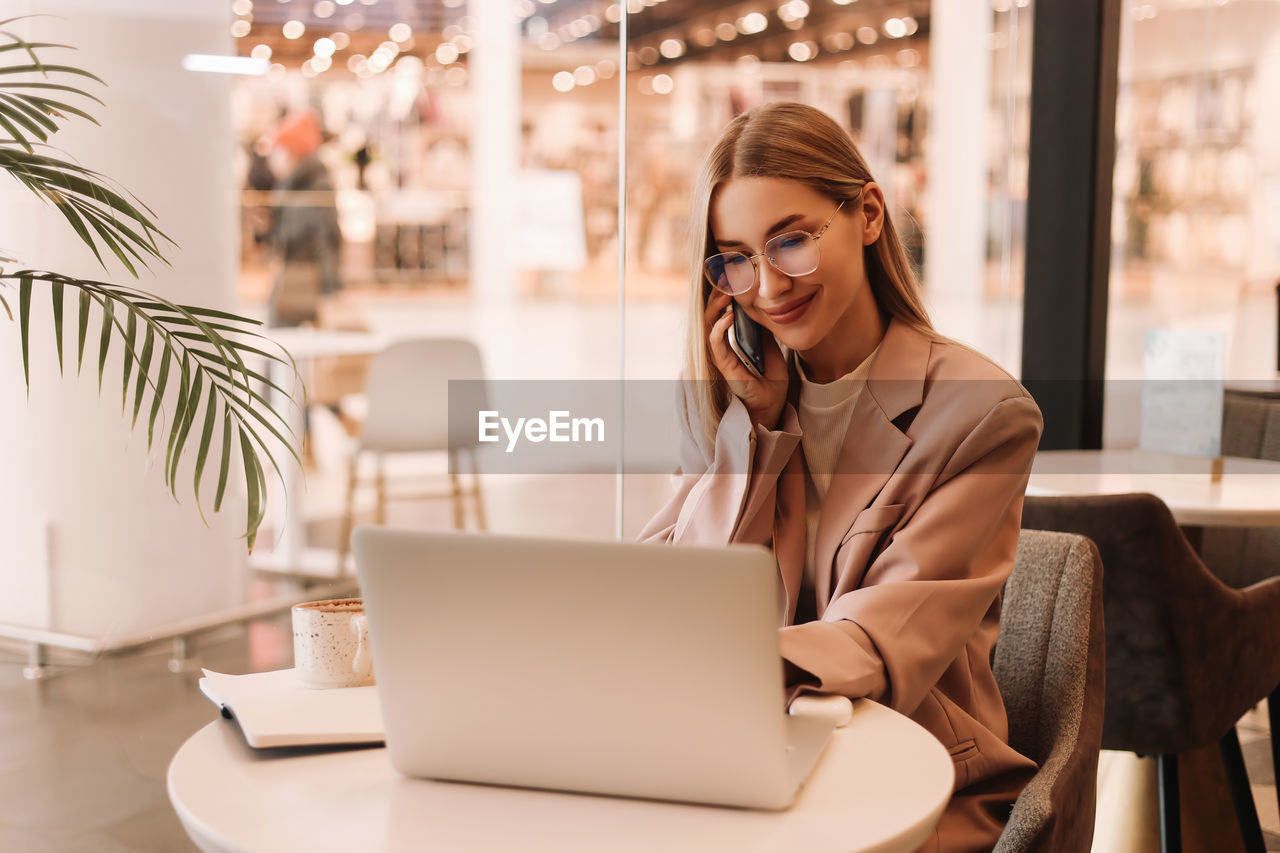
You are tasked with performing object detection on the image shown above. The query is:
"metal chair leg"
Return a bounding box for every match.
[467,450,487,531]
[374,455,386,525]
[336,453,359,575]
[1270,686,1280,826]
[448,451,465,530]
[1157,753,1181,853]
[1219,728,1266,853]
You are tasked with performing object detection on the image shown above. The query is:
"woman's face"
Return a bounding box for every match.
[708,176,884,366]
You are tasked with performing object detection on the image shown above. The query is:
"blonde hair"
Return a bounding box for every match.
[683,101,932,448]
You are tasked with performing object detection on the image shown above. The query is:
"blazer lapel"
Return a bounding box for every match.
[811,319,931,603]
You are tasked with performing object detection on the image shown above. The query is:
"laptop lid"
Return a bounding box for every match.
[354,528,800,808]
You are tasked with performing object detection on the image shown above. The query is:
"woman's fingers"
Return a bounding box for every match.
[707,305,744,379]
[703,290,731,331]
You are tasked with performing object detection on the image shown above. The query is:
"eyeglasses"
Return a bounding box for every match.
[703,200,846,296]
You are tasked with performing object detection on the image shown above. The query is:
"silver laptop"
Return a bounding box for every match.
[353,528,837,810]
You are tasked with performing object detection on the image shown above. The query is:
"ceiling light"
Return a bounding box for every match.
[231,20,251,37]
[182,54,268,75]
[313,1,336,18]
[436,43,459,64]
[552,70,575,92]
[282,20,305,39]
[389,23,412,42]
[250,44,272,59]
[652,73,673,94]
[738,12,768,34]
[788,41,814,61]
[573,65,595,85]
[659,38,685,58]
[314,37,336,56]
[715,22,738,41]
[856,25,878,44]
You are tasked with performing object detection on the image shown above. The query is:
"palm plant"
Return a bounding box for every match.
[0,19,297,551]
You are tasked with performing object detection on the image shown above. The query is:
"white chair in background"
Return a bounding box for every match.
[336,338,487,573]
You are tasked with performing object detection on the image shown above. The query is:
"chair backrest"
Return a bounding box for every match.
[992,529,1105,853]
[359,338,486,454]
[1200,389,1280,586]
[1021,492,1280,754]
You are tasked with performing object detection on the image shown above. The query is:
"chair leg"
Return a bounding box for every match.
[448,451,465,530]
[468,450,487,531]
[1157,753,1181,853]
[1219,728,1266,853]
[374,455,386,525]
[336,454,359,576]
[1270,685,1280,825]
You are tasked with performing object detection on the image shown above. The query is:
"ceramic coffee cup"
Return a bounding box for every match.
[291,598,375,689]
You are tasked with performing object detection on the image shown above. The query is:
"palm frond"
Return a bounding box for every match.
[0,19,300,552]
[0,27,166,278]
[3,270,302,550]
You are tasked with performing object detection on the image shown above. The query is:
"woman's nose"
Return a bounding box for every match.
[757,259,792,300]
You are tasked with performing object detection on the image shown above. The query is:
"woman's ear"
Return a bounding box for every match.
[859,182,886,245]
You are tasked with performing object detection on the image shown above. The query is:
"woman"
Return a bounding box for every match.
[640,102,1042,851]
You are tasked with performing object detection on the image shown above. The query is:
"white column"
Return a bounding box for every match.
[470,2,522,301]
[0,0,245,635]
[925,0,992,348]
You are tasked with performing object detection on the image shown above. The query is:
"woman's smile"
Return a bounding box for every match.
[758,291,818,325]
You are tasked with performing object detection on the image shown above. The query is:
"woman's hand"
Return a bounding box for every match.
[704,289,789,430]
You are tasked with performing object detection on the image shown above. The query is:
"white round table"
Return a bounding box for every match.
[1028,449,1280,528]
[168,699,953,853]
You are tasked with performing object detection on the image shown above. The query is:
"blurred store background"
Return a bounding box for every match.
[0,1,1277,847]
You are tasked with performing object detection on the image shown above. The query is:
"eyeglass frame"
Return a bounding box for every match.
[703,198,848,296]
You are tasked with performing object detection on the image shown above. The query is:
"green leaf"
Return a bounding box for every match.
[168,367,202,489]
[240,428,263,553]
[24,94,98,125]
[131,323,154,427]
[0,107,31,152]
[18,275,31,391]
[214,410,232,512]
[96,294,112,389]
[0,62,104,84]
[75,288,89,372]
[193,385,218,523]
[50,278,63,374]
[0,291,11,320]
[165,352,191,490]
[147,349,171,451]
[120,306,137,413]
[132,301,266,324]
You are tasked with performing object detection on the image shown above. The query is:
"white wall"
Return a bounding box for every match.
[0,0,247,635]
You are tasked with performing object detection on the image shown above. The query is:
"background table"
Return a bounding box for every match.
[168,699,953,853]
[1028,449,1280,528]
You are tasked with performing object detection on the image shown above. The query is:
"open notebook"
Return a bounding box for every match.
[199,669,384,748]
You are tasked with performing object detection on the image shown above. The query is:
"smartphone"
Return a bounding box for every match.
[727,305,766,379]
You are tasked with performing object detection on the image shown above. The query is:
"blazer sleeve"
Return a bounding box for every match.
[637,382,802,546]
[777,394,1042,716]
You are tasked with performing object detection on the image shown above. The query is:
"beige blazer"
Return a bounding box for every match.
[640,318,1042,850]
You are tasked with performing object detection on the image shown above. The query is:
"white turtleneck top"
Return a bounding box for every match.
[795,346,878,589]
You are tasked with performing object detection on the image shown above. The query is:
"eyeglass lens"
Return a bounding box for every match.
[704,231,820,295]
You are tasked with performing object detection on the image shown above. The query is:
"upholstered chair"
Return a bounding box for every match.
[1022,492,1280,853]
[993,529,1106,852]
